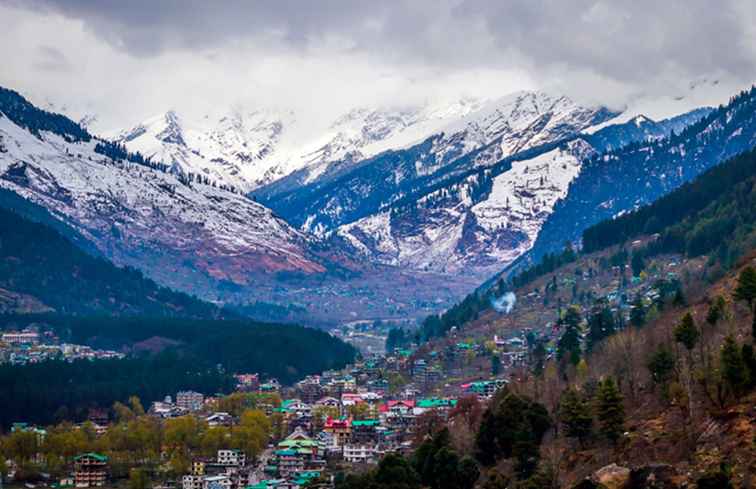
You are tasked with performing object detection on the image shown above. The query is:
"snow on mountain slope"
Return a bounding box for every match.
[0,87,482,324]
[115,108,293,191]
[335,139,593,275]
[0,108,326,298]
[318,99,713,278]
[115,98,486,192]
[257,91,616,236]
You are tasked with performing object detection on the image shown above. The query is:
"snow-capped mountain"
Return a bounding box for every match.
[520,86,756,271]
[115,108,293,191]
[115,98,486,192]
[0,87,329,296]
[257,90,720,278]
[0,86,479,323]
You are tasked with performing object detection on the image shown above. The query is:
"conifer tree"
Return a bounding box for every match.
[559,388,592,445]
[557,306,582,367]
[647,346,676,387]
[705,296,726,326]
[720,335,749,400]
[587,301,616,352]
[674,312,699,351]
[734,266,756,309]
[595,378,624,444]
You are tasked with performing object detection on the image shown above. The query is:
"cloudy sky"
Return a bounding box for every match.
[1,0,755,131]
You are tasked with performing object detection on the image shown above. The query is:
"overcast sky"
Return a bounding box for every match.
[1,0,755,131]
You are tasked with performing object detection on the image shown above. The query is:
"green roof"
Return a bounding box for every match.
[279,439,318,448]
[417,398,458,408]
[74,452,108,462]
[352,419,380,427]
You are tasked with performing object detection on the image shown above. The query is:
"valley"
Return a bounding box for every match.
[0,15,755,487]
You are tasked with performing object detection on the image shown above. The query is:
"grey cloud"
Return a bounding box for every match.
[33,44,72,72]
[5,0,756,86]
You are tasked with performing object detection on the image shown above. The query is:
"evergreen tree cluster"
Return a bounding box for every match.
[558,378,625,446]
[385,327,413,353]
[0,315,357,427]
[582,147,756,271]
[475,389,551,478]
[509,243,578,289]
[0,87,90,143]
[420,291,489,341]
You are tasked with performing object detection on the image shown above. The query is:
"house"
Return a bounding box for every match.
[323,417,351,447]
[343,444,378,464]
[217,449,246,467]
[203,475,232,489]
[73,453,108,487]
[379,400,415,416]
[314,397,340,410]
[176,391,204,412]
[206,412,234,427]
[415,398,458,415]
[234,373,259,391]
[273,450,304,476]
[350,419,380,445]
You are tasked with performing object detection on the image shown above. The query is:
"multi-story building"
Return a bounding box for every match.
[274,450,305,476]
[1,331,39,345]
[234,373,259,391]
[203,475,232,489]
[323,417,351,447]
[350,419,380,445]
[176,391,204,412]
[73,453,108,487]
[343,444,377,464]
[182,474,204,489]
[217,449,246,467]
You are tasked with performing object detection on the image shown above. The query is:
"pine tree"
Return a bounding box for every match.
[674,312,699,351]
[587,301,616,352]
[734,266,756,309]
[720,335,749,400]
[706,296,726,326]
[558,388,592,445]
[647,346,676,386]
[491,354,501,377]
[557,311,582,368]
[631,252,645,277]
[595,378,624,444]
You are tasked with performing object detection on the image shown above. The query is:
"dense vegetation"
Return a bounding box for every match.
[0,353,231,428]
[509,243,577,289]
[420,290,489,341]
[0,315,357,427]
[336,388,551,489]
[0,205,225,317]
[583,147,756,253]
[583,148,756,275]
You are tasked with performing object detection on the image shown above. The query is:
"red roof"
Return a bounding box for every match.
[324,417,351,429]
[379,400,415,413]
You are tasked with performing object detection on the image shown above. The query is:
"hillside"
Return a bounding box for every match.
[524,86,756,268]
[0,314,357,427]
[396,145,756,488]
[257,92,723,280]
[0,86,474,324]
[0,200,225,317]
